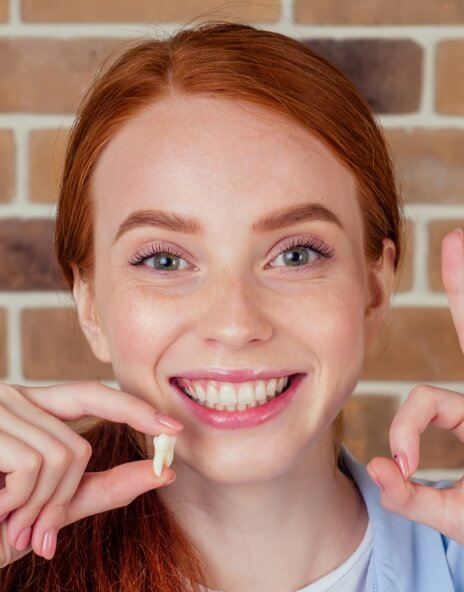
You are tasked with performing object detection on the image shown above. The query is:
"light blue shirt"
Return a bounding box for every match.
[339,443,464,591]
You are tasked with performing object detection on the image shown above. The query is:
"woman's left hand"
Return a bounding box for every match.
[366,227,464,545]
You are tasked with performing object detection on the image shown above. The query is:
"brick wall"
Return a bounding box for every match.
[0,0,463,480]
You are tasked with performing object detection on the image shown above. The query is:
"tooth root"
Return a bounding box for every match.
[153,451,164,477]
[165,445,174,467]
[153,434,177,477]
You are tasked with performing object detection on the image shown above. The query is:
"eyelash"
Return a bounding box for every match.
[128,236,335,275]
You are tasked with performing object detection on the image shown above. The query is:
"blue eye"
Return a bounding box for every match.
[129,244,189,274]
[129,236,335,276]
[269,236,335,270]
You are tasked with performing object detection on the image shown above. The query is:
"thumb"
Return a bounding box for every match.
[367,456,417,507]
[65,459,176,528]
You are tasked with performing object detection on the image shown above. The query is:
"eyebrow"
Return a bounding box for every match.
[112,201,344,245]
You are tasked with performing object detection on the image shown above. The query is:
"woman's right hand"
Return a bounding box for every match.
[0,381,184,568]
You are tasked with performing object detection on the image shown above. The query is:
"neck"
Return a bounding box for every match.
[153,438,369,592]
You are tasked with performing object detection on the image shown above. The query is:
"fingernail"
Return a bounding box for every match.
[393,452,410,479]
[367,465,384,491]
[452,227,463,239]
[156,414,184,431]
[41,528,58,560]
[14,526,32,551]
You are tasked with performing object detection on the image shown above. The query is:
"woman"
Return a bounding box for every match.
[0,20,462,592]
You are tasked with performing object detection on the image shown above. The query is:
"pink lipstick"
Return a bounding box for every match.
[169,373,307,430]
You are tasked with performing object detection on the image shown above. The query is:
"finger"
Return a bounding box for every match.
[368,456,464,544]
[388,384,464,478]
[0,430,41,515]
[8,382,184,437]
[63,460,176,528]
[29,437,92,560]
[441,229,464,353]
[0,404,74,552]
[0,385,96,556]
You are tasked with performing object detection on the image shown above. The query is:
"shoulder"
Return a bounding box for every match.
[410,476,464,590]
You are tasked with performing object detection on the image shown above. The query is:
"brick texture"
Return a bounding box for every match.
[436,40,464,115]
[29,128,70,203]
[0,130,15,203]
[22,0,279,23]
[0,0,7,22]
[0,308,6,378]
[345,393,464,470]
[308,39,422,114]
[396,218,414,293]
[344,394,400,460]
[1,10,463,472]
[22,308,114,380]
[0,38,128,113]
[428,220,464,292]
[295,0,464,25]
[0,219,66,290]
[386,128,464,204]
[363,307,464,381]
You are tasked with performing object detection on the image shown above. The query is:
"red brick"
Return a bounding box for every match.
[436,40,464,115]
[308,39,422,114]
[344,394,399,461]
[0,219,67,290]
[295,0,464,24]
[22,308,114,380]
[396,218,414,293]
[0,38,127,113]
[0,0,8,21]
[29,128,70,203]
[386,128,464,204]
[0,130,15,203]
[363,307,464,381]
[345,392,464,470]
[428,220,464,292]
[22,0,279,23]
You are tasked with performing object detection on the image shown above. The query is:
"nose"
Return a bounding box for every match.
[195,271,273,350]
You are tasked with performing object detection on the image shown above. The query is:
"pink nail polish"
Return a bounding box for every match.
[15,526,32,551]
[156,414,184,430]
[394,452,410,479]
[41,528,58,560]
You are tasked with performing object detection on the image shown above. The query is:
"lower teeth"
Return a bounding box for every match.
[182,377,293,410]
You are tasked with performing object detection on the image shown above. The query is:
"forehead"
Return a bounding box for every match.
[91,94,361,241]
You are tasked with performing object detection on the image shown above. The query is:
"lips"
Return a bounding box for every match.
[170,372,308,430]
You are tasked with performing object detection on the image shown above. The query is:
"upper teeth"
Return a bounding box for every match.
[176,376,291,407]
[153,433,177,477]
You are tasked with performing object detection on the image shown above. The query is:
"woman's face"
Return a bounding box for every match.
[75,94,395,483]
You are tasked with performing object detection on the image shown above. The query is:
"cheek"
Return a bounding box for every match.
[285,279,366,361]
[103,291,181,373]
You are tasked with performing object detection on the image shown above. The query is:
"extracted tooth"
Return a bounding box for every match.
[153,433,177,478]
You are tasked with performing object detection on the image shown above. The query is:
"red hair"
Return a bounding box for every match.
[0,20,406,590]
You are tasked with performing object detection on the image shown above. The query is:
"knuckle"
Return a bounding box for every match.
[21,450,42,473]
[47,442,72,470]
[36,501,67,524]
[409,384,429,399]
[74,438,92,462]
